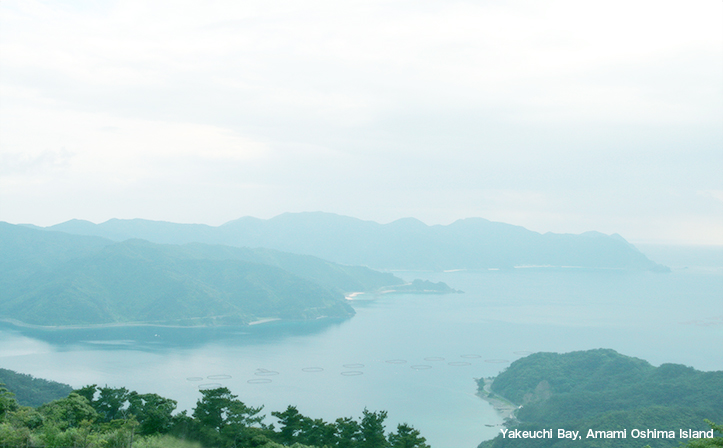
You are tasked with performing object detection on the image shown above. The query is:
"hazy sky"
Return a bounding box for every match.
[1,1,721,244]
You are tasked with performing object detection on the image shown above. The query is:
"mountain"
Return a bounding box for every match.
[45,212,666,271]
[0,223,405,326]
[479,349,723,448]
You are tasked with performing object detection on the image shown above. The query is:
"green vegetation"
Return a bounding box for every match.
[683,421,723,448]
[0,223,411,327]
[479,349,723,448]
[379,279,462,294]
[0,380,430,448]
[0,369,72,408]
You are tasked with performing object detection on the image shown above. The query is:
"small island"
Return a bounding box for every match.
[378,279,463,294]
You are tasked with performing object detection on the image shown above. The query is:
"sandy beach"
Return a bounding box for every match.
[344,292,365,300]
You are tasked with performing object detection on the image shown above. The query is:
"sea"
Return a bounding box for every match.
[1,245,721,448]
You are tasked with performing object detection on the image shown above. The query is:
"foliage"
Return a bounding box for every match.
[132,433,203,448]
[38,393,98,430]
[1,373,430,448]
[388,423,431,448]
[0,369,73,407]
[684,421,723,448]
[360,409,389,448]
[479,349,723,448]
[128,392,178,435]
[0,385,18,418]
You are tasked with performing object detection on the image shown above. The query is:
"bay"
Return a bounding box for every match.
[1,266,721,448]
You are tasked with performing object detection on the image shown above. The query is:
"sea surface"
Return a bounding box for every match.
[1,257,721,448]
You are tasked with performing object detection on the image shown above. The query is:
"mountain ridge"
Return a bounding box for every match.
[42,212,667,271]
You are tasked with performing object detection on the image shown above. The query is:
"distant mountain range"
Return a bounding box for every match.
[2,213,667,326]
[0,223,406,326]
[40,212,667,271]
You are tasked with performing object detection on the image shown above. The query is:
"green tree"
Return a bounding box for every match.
[192,387,264,446]
[73,384,98,405]
[6,405,45,430]
[96,386,130,422]
[360,409,389,448]
[272,405,304,444]
[128,392,177,435]
[335,416,362,448]
[193,387,263,432]
[299,416,336,446]
[0,421,31,447]
[685,420,723,448]
[0,385,18,420]
[388,423,430,448]
[38,392,98,429]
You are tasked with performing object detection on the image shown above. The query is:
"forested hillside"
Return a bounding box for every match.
[0,223,410,327]
[479,349,723,448]
[0,369,72,407]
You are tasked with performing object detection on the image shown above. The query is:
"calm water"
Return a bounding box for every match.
[1,266,722,448]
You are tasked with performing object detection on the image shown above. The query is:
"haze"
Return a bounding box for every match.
[1,0,721,244]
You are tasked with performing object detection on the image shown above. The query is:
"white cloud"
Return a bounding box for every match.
[0,0,721,242]
[0,104,267,187]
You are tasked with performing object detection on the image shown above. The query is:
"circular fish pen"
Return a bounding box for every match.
[302,367,324,373]
[198,383,223,390]
[207,374,232,380]
[247,378,272,384]
[340,371,364,376]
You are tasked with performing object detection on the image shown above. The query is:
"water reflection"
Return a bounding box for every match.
[1,268,721,448]
[0,316,349,352]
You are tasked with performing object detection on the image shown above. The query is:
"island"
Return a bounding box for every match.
[377,279,463,294]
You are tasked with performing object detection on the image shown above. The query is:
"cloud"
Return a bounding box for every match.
[0,148,74,175]
[0,104,268,188]
[0,0,721,243]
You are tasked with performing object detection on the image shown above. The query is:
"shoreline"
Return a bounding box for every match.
[477,377,519,424]
[344,292,365,300]
[248,317,281,326]
[0,317,282,331]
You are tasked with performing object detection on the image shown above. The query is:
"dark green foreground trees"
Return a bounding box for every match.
[0,383,430,448]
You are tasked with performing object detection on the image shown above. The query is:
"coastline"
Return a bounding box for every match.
[248,317,281,325]
[0,316,281,330]
[344,292,365,300]
[477,377,519,425]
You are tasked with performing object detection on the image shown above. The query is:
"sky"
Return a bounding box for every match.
[1,0,721,244]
